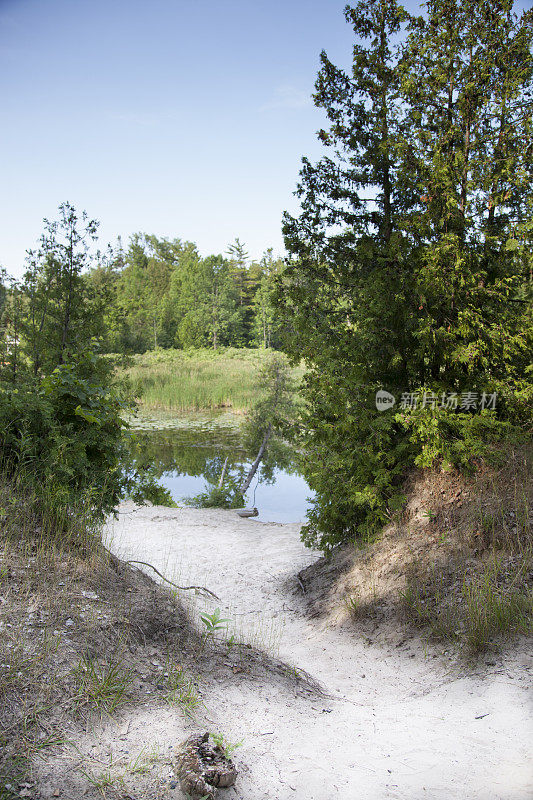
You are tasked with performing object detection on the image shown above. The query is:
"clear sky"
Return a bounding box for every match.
[1,0,529,275]
[1,0,357,274]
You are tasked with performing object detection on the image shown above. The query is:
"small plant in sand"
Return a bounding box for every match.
[210,732,243,759]
[200,608,231,641]
[344,594,359,617]
[81,768,120,792]
[184,794,211,800]
[158,659,202,714]
[129,744,161,775]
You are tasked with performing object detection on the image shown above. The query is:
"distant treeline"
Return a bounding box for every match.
[86,235,284,354]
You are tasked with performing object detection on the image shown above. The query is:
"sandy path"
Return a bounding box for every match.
[105,504,533,800]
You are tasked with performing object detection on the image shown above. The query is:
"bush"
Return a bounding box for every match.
[299,384,527,554]
[0,351,171,522]
[188,482,244,509]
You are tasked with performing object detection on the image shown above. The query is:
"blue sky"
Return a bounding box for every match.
[1,0,358,274]
[1,0,529,274]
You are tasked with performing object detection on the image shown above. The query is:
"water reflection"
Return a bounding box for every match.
[127,411,313,523]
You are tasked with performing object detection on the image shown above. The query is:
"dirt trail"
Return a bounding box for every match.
[105,503,533,800]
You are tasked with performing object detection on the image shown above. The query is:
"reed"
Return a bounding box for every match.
[118,347,303,412]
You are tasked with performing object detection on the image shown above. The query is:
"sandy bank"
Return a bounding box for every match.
[104,503,533,800]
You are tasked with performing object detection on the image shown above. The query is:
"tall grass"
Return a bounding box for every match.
[0,470,103,557]
[118,347,304,412]
[401,551,533,653]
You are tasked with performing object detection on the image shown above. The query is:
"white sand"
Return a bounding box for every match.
[105,503,533,800]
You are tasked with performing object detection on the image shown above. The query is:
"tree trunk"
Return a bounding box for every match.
[218,456,229,488]
[239,423,272,495]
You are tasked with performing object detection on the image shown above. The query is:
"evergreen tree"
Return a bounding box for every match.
[21,202,105,375]
[280,0,533,552]
[396,0,533,405]
[227,237,249,307]
[252,249,284,348]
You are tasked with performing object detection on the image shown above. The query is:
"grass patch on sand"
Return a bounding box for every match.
[0,471,203,797]
[118,347,304,412]
[321,445,533,656]
[401,551,533,652]
[399,446,533,654]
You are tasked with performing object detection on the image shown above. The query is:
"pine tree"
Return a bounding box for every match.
[252,250,283,348]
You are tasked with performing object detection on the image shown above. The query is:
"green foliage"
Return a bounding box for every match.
[188,482,245,509]
[242,352,298,451]
[280,0,533,552]
[0,352,170,520]
[396,406,521,472]
[84,231,285,355]
[210,731,243,759]
[0,205,172,525]
[200,608,231,638]
[21,202,106,375]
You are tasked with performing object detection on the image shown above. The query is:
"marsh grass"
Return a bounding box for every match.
[119,347,303,412]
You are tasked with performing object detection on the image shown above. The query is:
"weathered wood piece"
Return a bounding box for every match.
[176,732,237,800]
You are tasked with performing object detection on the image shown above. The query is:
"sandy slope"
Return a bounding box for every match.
[105,504,533,800]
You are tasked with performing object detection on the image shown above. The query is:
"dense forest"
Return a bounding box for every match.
[85,235,284,353]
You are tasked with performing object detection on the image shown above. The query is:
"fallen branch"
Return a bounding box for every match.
[125,560,220,600]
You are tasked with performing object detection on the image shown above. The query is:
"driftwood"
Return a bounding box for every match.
[176,732,237,800]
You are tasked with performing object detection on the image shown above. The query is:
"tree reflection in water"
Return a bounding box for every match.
[126,412,311,523]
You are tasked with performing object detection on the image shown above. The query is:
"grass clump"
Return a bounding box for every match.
[402,552,533,653]
[461,558,533,651]
[71,652,134,714]
[155,658,202,713]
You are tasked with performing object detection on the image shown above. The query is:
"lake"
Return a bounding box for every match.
[127,409,313,524]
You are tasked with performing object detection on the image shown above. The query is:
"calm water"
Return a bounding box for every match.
[127,410,313,524]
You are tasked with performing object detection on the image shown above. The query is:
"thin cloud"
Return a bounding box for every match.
[259,85,312,112]
[107,110,179,127]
